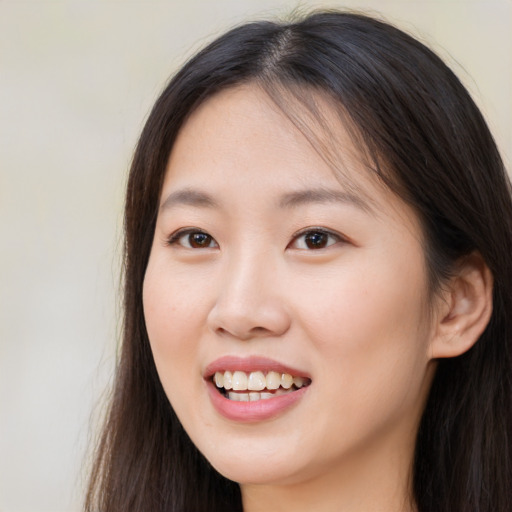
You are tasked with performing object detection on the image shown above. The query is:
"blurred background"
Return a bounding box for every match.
[1,1,510,511]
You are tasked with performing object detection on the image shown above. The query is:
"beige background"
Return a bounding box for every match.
[1,1,510,511]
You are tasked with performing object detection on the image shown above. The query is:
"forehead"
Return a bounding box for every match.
[167,86,360,186]
[169,85,340,180]
[162,84,416,227]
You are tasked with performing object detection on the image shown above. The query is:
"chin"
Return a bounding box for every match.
[209,456,302,486]
[194,433,315,486]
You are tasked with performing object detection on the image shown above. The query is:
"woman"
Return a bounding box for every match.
[85,10,512,512]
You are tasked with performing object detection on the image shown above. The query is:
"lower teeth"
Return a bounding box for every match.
[226,387,296,402]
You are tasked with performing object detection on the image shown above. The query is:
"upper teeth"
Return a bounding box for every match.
[214,370,306,391]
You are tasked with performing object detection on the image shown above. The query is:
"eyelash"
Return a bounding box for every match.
[167,228,218,249]
[289,227,343,250]
[166,227,344,250]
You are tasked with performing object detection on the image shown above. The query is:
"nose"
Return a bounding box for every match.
[206,252,291,340]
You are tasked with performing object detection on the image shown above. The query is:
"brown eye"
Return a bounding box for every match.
[188,232,214,248]
[291,229,340,250]
[168,229,218,249]
[304,232,328,249]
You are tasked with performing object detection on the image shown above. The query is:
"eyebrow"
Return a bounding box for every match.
[160,188,219,211]
[278,188,374,213]
[160,186,374,213]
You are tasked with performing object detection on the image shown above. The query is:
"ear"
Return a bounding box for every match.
[430,252,493,359]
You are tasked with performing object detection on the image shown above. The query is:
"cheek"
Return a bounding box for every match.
[297,250,427,337]
[143,251,214,342]
[142,262,215,452]
[142,257,206,398]
[292,249,431,420]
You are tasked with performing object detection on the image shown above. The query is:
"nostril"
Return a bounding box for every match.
[208,297,291,340]
[249,326,270,335]
[214,324,273,340]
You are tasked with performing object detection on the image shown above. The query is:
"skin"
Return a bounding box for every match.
[143,84,448,512]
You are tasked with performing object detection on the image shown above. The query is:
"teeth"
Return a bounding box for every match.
[213,370,309,393]
[281,373,293,389]
[223,371,233,390]
[232,371,248,391]
[228,392,249,402]
[214,372,224,388]
[293,376,305,388]
[248,371,266,391]
[266,371,281,390]
[227,391,280,402]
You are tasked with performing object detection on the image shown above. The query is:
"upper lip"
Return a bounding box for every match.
[203,356,311,379]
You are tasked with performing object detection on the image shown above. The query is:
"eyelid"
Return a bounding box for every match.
[165,226,347,250]
[288,227,346,250]
[166,227,218,248]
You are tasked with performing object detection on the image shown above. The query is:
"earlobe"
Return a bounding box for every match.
[430,252,493,359]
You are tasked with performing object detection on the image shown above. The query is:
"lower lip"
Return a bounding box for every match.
[206,381,308,423]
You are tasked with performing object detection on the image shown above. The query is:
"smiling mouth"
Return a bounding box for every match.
[212,370,312,402]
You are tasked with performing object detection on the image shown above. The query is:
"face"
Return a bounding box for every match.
[143,85,438,488]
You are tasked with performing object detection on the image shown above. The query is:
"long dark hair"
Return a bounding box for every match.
[85,10,512,512]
